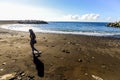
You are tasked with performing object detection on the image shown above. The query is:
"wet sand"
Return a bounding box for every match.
[0,27,120,80]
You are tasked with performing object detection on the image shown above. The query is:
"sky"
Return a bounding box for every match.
[0,0,120,22]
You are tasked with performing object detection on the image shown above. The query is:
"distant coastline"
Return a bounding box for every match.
[0,20,48,24]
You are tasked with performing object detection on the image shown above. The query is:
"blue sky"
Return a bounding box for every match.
[0,0,120,22]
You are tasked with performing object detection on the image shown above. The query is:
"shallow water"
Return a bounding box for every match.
[1,22,120,37]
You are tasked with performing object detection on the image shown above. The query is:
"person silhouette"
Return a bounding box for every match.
[29,29,40,55]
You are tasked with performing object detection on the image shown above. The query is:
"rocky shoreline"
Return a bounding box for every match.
[17,20,48,24]
[0,20,48,24]
[107,21,120,27]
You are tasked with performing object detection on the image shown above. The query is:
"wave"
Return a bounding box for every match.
[1,24,120,38]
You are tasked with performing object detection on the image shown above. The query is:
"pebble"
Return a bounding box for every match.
[51,45,55,47]
[63,38,67,40]
[50,63,53,66]
[62,49,70,53]
[101,65,106,69]
[67,41,75,45]
[45,40,48,42]
[14,42,17,44]
[28,75,35,80]
[77,48,81,51]
[2,62,6,65]
[17,76,22,80]
[0,69,4,71]
[62,50,66,52]
[60,57,64,60]
[85,73,88,76]
[67,42,71,44]
[0,73,16,80]
[76,43,80,45]
[0,40,6,42]
[92,75,103,80]
[16,46,21,48]
[43,37,46,39]
[92,56,95,59]
[21,73,25,76]
[21,35,24,37]
[78,59,83,62]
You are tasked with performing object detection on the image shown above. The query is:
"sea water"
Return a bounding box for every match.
[1,22,120,37]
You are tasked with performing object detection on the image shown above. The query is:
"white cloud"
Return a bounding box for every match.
[107,17,112,21]
[80,14,100,20]
[53,13,100,21]
[0,2,100,21]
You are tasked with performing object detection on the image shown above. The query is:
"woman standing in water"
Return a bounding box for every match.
[29,29,40,54]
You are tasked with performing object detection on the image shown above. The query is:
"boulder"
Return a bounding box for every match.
[107,21,120,27]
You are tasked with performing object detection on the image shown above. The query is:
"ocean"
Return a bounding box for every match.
[1,22,120,37]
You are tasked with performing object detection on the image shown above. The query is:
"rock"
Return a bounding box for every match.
[0,69,4,71]
[0,73,16,80]
[14,42,17,44]
[77,48,81,51]
[54,56,59,58]
[78,59,83,62]
[8,44,13,46]
[17,76,22,80]
[43,37,46,39]
[66,51,70,53]
[107,21,120,27]
[51,45,55,47]
[0,40,7,43]
[76,43,80,45]
[60,57,64,60]
[63,38,67,40]
[92,75,103,80]
[45,40,48,42]
[67,42,71,44]
[27,75,35,80]
[50,63,53,66]
[16,46,21,48]
[67,41,75,45]
[20,72,25,76]
[101,65,106,69]
[17,20,48,24]
[62,49,70,53]
[92,56,95,59]
[2,62,6,65]
[21,35,24,37]
[62,49,65,52]
[85,73,88,76]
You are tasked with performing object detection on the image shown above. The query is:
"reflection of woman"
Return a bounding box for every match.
[29,29,39,54]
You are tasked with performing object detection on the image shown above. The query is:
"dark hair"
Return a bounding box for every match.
[29,29,33,33]
[29,29,36,39]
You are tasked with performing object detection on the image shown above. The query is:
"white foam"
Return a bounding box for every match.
[1,24,120,37]
[0,24,40,32]
[37,30,120,37]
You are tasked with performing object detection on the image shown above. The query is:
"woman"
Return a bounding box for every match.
[29,29,40,54]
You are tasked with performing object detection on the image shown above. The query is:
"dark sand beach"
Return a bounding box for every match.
[0,25,120,80]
